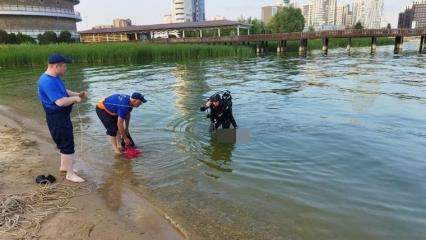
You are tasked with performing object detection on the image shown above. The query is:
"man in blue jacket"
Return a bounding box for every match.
[96,93,146,154]
[37,53,87,183]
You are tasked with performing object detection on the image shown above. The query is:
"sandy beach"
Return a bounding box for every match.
[0,105,185,240]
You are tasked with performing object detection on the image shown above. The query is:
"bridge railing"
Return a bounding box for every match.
[148,28,426,44]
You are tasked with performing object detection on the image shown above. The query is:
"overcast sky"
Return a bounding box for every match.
[76,0,414,30]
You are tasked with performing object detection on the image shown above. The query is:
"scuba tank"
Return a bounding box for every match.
[222,90,232,110]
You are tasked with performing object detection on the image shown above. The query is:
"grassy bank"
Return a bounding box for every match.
[0,43,254,67]
[0,37,396,67]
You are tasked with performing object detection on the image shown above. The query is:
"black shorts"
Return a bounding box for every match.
[96,107,118,137]
[46,107,75,155]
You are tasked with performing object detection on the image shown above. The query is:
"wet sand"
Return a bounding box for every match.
[0,105,185,240]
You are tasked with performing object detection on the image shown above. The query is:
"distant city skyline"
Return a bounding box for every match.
[76,0,414,30]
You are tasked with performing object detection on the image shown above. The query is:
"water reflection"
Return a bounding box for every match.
[1,44,426,240]
[98,157,138,211]
[174,63,209,115]
[172,62,209,156]
[200,131,235,173]
[350,60,381,113]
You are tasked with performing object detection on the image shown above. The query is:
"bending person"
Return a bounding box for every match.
[96,93,146,154]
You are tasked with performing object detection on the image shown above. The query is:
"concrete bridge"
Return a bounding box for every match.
[149,28,426,56]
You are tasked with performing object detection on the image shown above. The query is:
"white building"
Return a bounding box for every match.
[307,0,336,27]
[326,0,337,25]
[275,0,294,7]
[335,4,350,26]
[352,0,383,29]
[302,4,312,27]
[309,0,325,26]
[170,0,205,23]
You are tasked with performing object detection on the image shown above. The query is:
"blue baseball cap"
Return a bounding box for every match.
[131,92,147,103]
[48,53,72,64]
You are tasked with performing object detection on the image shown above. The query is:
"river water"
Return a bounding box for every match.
[1,42,426,240]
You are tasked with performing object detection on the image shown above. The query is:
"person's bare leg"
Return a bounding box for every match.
[111,136,121,154]
[60,158,77,173]
[61,154,85,183]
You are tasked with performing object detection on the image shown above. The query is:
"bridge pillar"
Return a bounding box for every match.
[277,40,286,54]
[419,35,425,54]
[218,28,221,37]
[277,41,282,53]
[256,42,261,54]
[394,36,403,54]
[281,40,287,53]
[182,30,186,38]
[322,37,329,56]
[299,39,308,57]
[371,37,377,55]
[261,41,266,53]
[347,38,352,54]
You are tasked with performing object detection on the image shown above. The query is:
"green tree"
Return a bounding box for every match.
[38,31,58,44]
[58,30,72,43]
[7,33,17,44]
[16,32,36,44]
[0,29,8,43]
[308,26,315,32]
[268,7,305,33]
[387,23,391,29]
[239,16,269,34]
[354,21,364,30]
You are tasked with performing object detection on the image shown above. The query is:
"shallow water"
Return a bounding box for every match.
[1,42,426,239]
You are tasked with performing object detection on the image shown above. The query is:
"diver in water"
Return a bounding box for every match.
[200,90,238,130]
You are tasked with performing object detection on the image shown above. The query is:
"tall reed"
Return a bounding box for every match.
[0,43,254,67]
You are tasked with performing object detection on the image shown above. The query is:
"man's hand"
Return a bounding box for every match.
[79,91,89,101]
[74,96,82,103]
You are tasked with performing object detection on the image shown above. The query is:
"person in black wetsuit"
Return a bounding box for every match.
[200,91,238,130]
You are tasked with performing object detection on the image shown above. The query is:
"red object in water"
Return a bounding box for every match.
[123,147,143,160]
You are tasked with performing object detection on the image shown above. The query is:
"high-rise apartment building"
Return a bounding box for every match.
[352,0,383,29]
[398,1,426,29]
[170,0,205,23]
